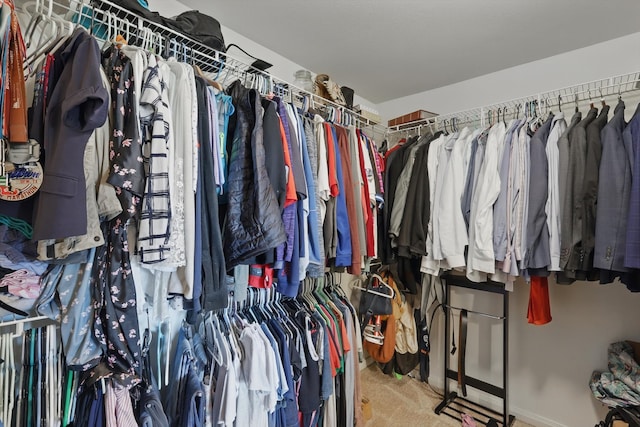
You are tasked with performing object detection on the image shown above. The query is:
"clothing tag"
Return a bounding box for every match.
[0,161,42,201]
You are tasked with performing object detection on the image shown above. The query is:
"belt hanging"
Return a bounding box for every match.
[457,309,468,397]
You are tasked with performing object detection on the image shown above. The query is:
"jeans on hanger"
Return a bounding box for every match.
[311,311,333,401]
[88,390,105,427]
[165,326,192,425]
[181,368,205,427]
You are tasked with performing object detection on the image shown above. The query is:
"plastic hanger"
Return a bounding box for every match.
[194,64,223,91]
[351,273,395,299]
[25,0,59,58]
[23,0,46,48]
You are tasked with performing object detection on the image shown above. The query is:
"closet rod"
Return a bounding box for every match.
[444,305,504,321]
[36,0,387,135]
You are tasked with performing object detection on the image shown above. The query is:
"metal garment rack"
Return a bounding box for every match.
[387,71,640,135]
[21,0,386,135]
[434,273,515,427]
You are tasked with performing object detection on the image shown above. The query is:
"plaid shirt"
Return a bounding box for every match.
[138,55,172,264]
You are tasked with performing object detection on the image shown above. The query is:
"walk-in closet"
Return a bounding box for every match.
[2,1,640,426]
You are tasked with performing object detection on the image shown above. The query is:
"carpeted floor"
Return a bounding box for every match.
[361,365,535,427]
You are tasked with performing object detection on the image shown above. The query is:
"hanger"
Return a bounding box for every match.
[193,64,223,90]
[574,90,579,113]
[588,90,594,109]
[351,273,395,299]
[599,87,607,107]
[24,0,62,61]
[618,85,623,102]
[558,94,562,112]
[23,0,47,49]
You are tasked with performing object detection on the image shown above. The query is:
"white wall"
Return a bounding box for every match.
[376,33,640,427]
[378,32,640,121]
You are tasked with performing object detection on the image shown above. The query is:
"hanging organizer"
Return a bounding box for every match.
[435,273,515,427]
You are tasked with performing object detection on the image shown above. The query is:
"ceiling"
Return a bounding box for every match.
[178,0,640,104]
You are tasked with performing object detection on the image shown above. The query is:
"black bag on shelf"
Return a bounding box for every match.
[163,11,226,53]
[101,0,225,53]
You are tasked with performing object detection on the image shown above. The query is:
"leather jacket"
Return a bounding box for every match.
[223,81,286,267]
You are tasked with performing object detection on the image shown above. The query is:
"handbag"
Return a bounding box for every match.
[358,274,393,328]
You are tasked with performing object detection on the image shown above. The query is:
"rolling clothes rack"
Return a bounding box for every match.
[434,274,515,427]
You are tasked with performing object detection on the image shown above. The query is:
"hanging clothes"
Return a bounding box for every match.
[223,81,286,268]
[91,219,142,389]
[31,28,109,241]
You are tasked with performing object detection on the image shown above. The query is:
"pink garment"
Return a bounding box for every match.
[1,269,41,299]
[462,413,477,427]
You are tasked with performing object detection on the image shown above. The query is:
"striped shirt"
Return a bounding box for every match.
[138,55,172,264]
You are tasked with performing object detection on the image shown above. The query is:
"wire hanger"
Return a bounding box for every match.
[557,97,562,114]
[619,84,624,102]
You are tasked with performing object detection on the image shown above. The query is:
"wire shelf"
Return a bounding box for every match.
[20,0,386,135]
[388,71,640,134]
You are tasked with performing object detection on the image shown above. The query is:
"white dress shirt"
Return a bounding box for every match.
[467,122,505,281]
[545,113,567,271]
[421,133,446,275]
[436,128,470,268]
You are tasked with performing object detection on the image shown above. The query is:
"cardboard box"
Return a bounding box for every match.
[355,104,381,124]
[388,109,437,127]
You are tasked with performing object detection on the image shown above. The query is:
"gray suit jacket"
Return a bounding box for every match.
[558,111,582,270]
[526,115,554,275]
[562,107,598,274]
[595,101,628,272]
[581,104,610,271]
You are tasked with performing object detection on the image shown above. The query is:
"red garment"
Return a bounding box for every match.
[248,264,274,288]
[278,118,297,207]
[318,305,341,377]
[527,276,552,325]
[370,139,385,192]
[336,126,361,275]
[324,123,339,197]
[384,138,404,161]
[6,8,28,143]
